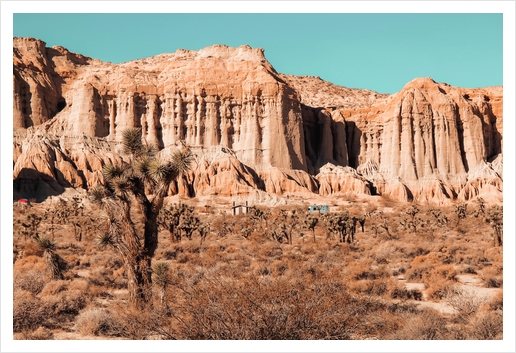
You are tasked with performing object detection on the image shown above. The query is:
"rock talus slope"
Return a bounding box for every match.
[13,37,503,204]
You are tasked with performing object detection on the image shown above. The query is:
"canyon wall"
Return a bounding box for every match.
[13,38,503,204]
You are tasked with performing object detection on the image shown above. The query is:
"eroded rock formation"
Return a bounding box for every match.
[13,38,503,204]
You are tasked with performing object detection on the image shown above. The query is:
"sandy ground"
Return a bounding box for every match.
[401,273,501,315]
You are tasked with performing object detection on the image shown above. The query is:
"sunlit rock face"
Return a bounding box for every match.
[13,38,502,203]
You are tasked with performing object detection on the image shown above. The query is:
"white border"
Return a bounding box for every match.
[2,1,514,352]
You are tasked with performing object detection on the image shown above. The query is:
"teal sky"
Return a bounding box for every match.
[13,13,502,94]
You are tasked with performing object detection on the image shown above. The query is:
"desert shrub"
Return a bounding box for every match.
[389,284,423,301]
[480,266,503,288]
[405,253,450,283]
[423,264,458,299]
[387,308,448,339]
[489,291,503,311]
[460,265,478,274]
[39,289,88,327]
[270,260,289,277]
[177,253,189,263]
[467,311,503,340]
[446,286,490,322]
[13,269,46,295]
[74,307,126,337]
[167,275,359,339]
[13,326,54,340]
[426,280,456,300]
[259,242,283,259]
[20,240,45,257]
[348,278,389,297]
[13,255,46,272]
[13,290,45,332]
[39,280,68,296]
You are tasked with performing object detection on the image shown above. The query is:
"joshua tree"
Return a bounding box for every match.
[275,208,301,244]
[322,211,357,244]
[454,202,468,226]
[405,205,420,220]
[370,223,379,237]
[240,225,253,240]
[485,206,503,247]
[270,223,289,244]
[35,236,64,280]
[473,197,486,218]
[378,214,393,239]
[357,215,366,233]
[153,261,170,305]
[178,211,200,240]
[42,208,57,239]
[303,215,319,243]
[17,212,42,240]
[198,222,211,244]
[89,128,193,306]
[158,203,193,243]
[219,221,234,239]
[249,207,272,237]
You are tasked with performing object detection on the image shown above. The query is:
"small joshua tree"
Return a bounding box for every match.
[17,212,42,240]
[454,202,468,226]
[405,205,420,220]
[322,211,357,244]
[473,197,486,218]
[303,215,319,243]
[357,215,366,233]
[198,222,211,244]
[178,211,200,240]
[240,225,253,240]
[249,207,272,237]
[158,203,193,243]
[35,236,64,280]
[153,261,170,305]
[275,208,302,244]
[219,221,234,239]
[485,206,503,247]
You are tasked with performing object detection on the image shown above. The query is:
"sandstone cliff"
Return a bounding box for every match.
[13,38,503,204]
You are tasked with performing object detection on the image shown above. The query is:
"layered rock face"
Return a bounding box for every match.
[13,38,503,204]
[13,37,306,171]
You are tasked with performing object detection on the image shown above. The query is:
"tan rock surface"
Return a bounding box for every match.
[13,38,503,204]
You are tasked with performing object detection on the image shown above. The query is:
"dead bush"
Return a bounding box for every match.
[13,326,54,340]
[167,275,358,339]
[39,280,68,296]
[467,311,503,340]
[39,289,87,330]
[13,255,46,272]
[13,290,45,332]
[13,269,46,295]
[489,291,503,311]
[446,286,490,322]
[388,308,448,339]
[348,278,389,297]
[480,266,503,288]
[27,326,54,340]
[74,307,126,337]
[390,285,423,301]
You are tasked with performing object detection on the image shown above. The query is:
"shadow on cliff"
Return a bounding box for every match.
[13,168,66,202]
[13,71,34,127]
[45,48,69,118]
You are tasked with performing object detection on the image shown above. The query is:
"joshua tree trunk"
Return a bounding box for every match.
[44,250,63,280]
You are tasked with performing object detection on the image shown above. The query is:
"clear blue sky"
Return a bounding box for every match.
[13,13,503,94]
